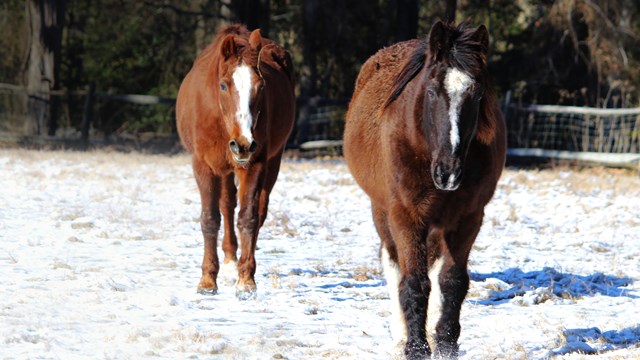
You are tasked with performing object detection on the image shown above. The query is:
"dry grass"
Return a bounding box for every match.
[503,165,640,196]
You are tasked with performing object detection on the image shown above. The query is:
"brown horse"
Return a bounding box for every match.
[176,24,295,298]
[344,21,506,358]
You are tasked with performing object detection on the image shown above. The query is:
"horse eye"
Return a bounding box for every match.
[474,90,484,102]
[427,89,437,98]
[220,83,227,92]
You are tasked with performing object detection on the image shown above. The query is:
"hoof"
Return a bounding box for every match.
[235,280,257,300]
[197,287,218,296]
[235,288,257,300]
[198,275,218,294]
[404,340,430,360]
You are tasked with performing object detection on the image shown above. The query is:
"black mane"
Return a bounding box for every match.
[383,22,487,109]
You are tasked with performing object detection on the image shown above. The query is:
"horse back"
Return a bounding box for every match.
[351,39,423,112]
[344,39,424,205]
[176,66,204,154]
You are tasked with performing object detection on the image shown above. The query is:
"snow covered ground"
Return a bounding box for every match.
[1,148,639,359]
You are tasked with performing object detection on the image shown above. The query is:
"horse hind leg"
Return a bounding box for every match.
[258,151,284,227]
[373,205,407,347]
[381,247,407,357]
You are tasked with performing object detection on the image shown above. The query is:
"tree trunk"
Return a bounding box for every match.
[238,0,270,36]
[193,0,215,54]
[219,0,234,27]
[219,0,270,36]
[396,0,418,41]
[295,0,318,145]
[25,0,66,136]
[445,0,457,24]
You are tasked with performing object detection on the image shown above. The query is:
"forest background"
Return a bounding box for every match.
[0,0,638,146]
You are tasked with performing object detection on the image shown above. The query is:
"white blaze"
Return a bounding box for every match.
[232,64,254,143]
[426,256,445,347]
[381,248,406,344]
[444,68,473,154]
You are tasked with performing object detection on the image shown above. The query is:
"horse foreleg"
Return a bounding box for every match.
[390,207,431,359]
[193,159,222,295]
[234,164,265,299]
[430,213,482,359]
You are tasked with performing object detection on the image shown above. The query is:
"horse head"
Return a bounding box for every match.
[422,21,489,191]
[217,29,265,165]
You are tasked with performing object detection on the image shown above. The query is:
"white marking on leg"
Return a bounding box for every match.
[426,256,445,348]
[232,64,254,143]
[218,259,238,286]
[381,248,406,344]
[444,68,473,154]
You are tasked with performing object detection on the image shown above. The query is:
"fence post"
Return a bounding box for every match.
[294,97,315,147]
[502,90,512,122]
[81,82,95,148]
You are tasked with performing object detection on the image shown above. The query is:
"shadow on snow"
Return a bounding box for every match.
[550,325,640,356]
[470,267,636,305]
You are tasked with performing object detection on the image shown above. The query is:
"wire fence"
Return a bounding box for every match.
[4,80,640,166]
[505,104,640,153]
[0,83,176,142]
[0,83,350,151]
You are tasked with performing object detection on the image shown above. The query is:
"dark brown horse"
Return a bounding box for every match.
[176,24,295,298]
[344,21,506,358]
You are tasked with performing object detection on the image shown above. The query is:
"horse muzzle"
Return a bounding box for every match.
[432,161,463,191]
[229,138,258,165]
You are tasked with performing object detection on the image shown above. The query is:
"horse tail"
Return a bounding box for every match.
[382,41,427,111]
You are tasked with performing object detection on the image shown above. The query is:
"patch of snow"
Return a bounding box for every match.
[1,149,639,359]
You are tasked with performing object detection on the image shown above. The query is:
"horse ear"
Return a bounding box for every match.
[428,20,446,60]
[472,25,489,55]
[249,29,262,52]
[221,34,236,60]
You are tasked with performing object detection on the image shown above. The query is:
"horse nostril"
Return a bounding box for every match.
[435,165,443,180]
[248,140,257,153]
[229,140,239,154]
[454,167,462,180]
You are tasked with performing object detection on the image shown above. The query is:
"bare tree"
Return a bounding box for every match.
[295,0,318,145]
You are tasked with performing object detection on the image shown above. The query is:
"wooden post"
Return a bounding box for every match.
[296,0,318,146]
[81,83,95,148]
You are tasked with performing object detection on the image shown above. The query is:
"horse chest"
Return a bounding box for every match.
[201,145,233,174]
